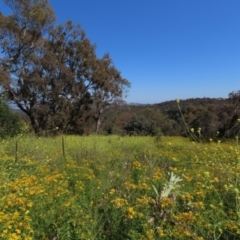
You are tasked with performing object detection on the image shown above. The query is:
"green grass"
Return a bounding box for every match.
[0,135,239,239]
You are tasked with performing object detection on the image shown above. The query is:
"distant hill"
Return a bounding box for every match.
[154,97,229,114]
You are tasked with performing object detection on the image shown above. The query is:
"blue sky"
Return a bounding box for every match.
[1,0,240,104]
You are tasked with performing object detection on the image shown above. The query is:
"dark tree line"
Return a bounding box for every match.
[0,0,130,135]
[98,95,240,139]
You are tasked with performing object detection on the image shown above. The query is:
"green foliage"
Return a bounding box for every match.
[99,95,240,138]
[124,114,159,136]
[0,97,24,138]
[176,99,240,142]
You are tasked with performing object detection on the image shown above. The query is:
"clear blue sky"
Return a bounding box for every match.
[1,0,240,104]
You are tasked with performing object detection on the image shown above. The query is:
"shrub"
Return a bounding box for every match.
[0,97,24,138]
[124,114,160,136]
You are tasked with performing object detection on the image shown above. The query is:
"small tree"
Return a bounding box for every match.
[0,95,23,138]
[124,114,159,136]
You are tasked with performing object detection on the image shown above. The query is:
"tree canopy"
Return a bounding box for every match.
[0,0,130,134]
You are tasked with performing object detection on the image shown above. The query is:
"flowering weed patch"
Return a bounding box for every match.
[0,135,239,239]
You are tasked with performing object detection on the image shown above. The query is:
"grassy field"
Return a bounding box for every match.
[0,135,239,239]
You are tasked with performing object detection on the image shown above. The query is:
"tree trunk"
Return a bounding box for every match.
[95,108,103,134]
[29,115,40,134]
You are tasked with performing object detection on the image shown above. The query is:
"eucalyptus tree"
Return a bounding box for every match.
[24,20,99,133]
[0,0,55,133]
[0,0,130,134]
[91,53,130,134]
[0,0,55,78]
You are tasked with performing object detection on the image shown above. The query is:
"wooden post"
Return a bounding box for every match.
[15,141,18,163]
[62,136,66,160]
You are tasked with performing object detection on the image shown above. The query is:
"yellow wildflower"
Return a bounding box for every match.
[126,207,136,219]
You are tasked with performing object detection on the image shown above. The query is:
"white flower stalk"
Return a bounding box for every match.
[161,172,182,198]
[152,172,182,199]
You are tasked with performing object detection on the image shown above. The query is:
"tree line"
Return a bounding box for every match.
[0,0,130,135]
[99,93,240,140]
[1,91,240,139]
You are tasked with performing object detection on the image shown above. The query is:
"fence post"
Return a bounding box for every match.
[62,136,66,161]
[15,141,18,163]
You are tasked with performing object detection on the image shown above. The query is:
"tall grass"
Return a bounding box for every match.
[0,135,239,239]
